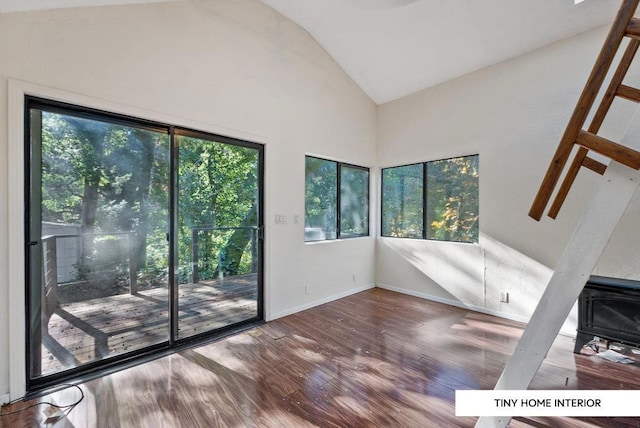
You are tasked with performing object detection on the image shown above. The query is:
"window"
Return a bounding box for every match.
[425,156,479,242]
[382,155,479,243]
[340,165,370,237]
[305,156,369,241]
[305,157,337,240]
[381,163,424,238]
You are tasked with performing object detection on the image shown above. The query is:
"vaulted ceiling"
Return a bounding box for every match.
[261,0,621,103]
[0,0,623,104]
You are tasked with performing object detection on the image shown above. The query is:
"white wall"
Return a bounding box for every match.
[0,0,377,399]
[376,26,640,329]
[0,12,9,405]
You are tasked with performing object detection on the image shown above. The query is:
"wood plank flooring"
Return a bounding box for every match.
[41,274,258,375]
[4,288,640,427]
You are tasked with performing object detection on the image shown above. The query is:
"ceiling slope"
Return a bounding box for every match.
[261,0,621,104]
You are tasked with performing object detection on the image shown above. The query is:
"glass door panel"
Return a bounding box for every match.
[26,98,263,388]
[27,105,170,380]
[177,133,260,339]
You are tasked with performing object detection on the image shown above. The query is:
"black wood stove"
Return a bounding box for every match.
[574,276,640,353]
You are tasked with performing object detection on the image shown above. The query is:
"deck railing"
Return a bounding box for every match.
[42,231,139,305]
[42,226,258,300]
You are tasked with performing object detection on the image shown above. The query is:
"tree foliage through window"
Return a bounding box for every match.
[382,155,479,243]
[305,156,369,241]
[35,104,261,295]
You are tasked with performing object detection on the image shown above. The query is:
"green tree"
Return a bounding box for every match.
[427,156,479,243]
[41,112,169,288]
[40,111,259,290]
[381,163,423,238]
[305,157,337,239]
[178,136,258,282]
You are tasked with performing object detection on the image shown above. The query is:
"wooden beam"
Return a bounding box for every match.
[583,156,608,174]
[547,148,587,219]
[590,38,640,132]
[617,83,640,102]
[547,38,638,219]
[529,0,640,220]
[576,130,640,169]
[625,16,640,38]
[547,151,608,219]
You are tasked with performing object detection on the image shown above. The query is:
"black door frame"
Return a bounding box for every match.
[24,96,265,392]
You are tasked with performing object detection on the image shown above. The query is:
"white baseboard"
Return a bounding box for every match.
[0,393,10,406]
[269,283,375,320]
[375,283,576,337]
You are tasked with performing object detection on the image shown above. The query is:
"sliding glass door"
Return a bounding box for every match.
[176,131,261,339]
[26,98,263,388]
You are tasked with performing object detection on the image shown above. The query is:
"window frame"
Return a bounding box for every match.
[304,155,370,242]
[381,154,479,244]
[23,95,266,392]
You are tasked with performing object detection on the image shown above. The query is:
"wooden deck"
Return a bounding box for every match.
[5,288,640,427]
[41,274,258,375]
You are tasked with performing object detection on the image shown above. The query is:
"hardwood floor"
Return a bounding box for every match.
[4,288,640,427]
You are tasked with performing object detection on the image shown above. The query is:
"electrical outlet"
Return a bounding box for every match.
[352,274,356,282]
[499,291,509,303]
[275,214,288,224]
[305,285,312,295]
